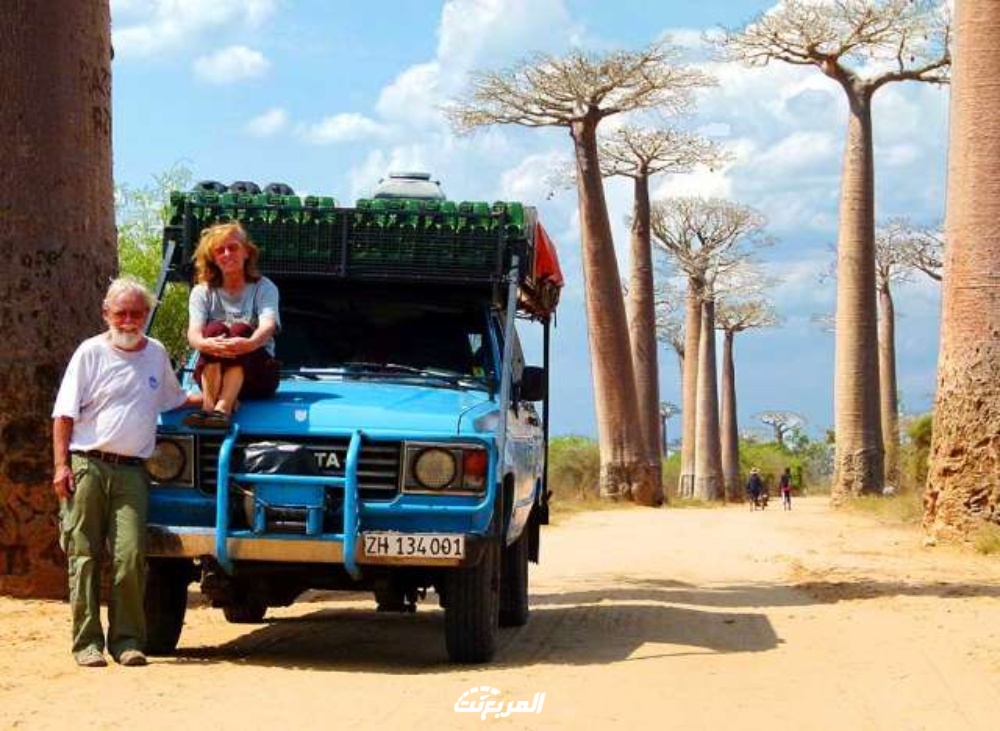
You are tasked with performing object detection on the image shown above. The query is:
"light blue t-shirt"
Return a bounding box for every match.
[188,277,281,355]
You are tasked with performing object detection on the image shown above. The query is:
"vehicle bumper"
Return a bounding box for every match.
[147,525,488,568]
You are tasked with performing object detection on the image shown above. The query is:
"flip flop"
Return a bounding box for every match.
[200,410,231,430]
[182,409,210,427]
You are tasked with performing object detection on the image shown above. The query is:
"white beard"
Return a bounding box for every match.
[109,328,144,350]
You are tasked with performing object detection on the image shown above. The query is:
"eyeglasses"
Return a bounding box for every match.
[106,308,148,320]
[213,241,244,255]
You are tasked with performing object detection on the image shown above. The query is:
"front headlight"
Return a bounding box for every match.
[146,436,194,485]
[413,448,457,490]
[403,443,489,495]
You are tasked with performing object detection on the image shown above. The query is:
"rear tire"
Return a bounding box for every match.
[444,539,500,663]
[499,529,529,627]
[144,559,192,655]
[222,594,267,624]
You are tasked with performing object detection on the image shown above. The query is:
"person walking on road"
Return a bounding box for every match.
[52,277,198,668]
[746,468,764,511]
[779,467,794,511]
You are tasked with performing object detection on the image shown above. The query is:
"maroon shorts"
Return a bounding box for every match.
[193,321,279,399]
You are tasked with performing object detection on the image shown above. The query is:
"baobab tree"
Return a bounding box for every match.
[874,219,945,487]
[718,0,951,500]
[655,280,687,383]
[824,219,945,487]
[899,224,944,282]
[652,197,771,500]
[717,297,780,501]
[0,2,115,597]
[755,411,806,449]
[925,0,1000,543]
[600,125,726,500]
[448,42,711,504]
[659,402,680,459]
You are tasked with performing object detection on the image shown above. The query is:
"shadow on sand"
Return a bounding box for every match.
[161,574,1000,672]
[165,586,779,673]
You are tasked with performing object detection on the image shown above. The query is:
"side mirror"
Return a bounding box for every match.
[519,366,546,402]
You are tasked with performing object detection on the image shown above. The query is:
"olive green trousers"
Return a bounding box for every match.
[60,454,149,658]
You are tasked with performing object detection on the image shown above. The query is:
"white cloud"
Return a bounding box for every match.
[753,131,838,172]
[193,45,269,84]
[113,0,277,58]
[498,151,567,202]
[299,113,390,145]
[371,0,577,132]
[375,62,444,127]
[654,166,735,200]
[245,107,288,137]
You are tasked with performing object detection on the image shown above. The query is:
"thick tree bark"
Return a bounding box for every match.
[693,298,724,501]
[877,282,900,487]
[571,117,655,504]
[720,330,740,502]
[0,1,115,598]
[831,89,884,502]
[626,175,664,503]
[678,281,703,498]
[925,0,1000,542]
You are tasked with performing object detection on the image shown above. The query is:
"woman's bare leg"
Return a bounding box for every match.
[200,363,222,412]
[215,366,245,415]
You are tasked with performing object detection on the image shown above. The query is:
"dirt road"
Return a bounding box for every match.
[2,497,998,730]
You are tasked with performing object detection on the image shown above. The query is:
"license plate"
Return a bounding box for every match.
[362,532,465,559]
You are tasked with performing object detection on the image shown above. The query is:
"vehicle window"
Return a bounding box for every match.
[275,286,493,379]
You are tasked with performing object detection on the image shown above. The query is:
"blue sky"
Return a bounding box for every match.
[110,0,948,440]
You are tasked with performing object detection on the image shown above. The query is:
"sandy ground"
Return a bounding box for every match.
[1,496,998,731]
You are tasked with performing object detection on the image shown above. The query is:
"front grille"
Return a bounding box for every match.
[197,435,401,499]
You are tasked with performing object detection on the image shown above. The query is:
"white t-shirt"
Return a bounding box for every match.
[52,334,188,458]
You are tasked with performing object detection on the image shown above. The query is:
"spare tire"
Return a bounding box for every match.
[228,180,261,195]
[264,182,295,196]
[193,180,227,193]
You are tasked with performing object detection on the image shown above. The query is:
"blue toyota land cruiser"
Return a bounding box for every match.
[142,172,562,663]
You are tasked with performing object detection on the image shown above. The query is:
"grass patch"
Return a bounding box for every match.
[847,491,924,525]
[973,523,1000,555]
[668,497,719,509]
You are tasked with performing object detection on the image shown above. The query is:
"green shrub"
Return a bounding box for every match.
[899,413,933,494]
[116,166,192,364]
[548,436,601,500]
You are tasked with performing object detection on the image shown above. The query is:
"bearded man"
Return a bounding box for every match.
[52,276,198,667]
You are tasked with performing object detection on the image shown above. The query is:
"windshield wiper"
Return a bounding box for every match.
[343,362,489,389]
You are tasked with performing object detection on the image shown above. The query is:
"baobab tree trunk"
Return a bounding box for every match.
[626,175,664,503]
[0,1,115,598]
[925,0,1000,542]
[831,89,884,502]
[571,116,655,504]
[878,281,900,488]
[720,329,740,502]
[678,280,703,498]
[693,298,724,501]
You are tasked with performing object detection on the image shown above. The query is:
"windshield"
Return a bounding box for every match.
[274,283,495,388]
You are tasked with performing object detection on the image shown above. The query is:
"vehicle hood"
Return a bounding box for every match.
[164,379,494,436]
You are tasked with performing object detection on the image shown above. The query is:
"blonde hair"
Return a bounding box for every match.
[192,222,261,287]
[104,275,155,310]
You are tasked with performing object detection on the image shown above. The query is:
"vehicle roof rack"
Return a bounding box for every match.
[161,183,563,318]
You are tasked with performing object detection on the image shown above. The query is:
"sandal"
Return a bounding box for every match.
[182,409,210,427]
[200,410,231,430]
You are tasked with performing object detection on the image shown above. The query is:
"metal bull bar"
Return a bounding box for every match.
[214,425,364,577]
[209,427,497,578]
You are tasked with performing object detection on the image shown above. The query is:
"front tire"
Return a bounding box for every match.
[144,559,192,655]
[444,539,500,663]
